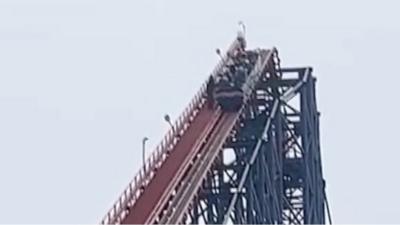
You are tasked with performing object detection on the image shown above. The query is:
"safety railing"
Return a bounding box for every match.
[100,37,243,224]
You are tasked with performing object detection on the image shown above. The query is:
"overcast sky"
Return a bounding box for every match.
[1,0,399,223]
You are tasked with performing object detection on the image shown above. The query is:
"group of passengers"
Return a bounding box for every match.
[205,43,258,109]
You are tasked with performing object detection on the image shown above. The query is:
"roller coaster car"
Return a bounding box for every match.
[213,81,244,112]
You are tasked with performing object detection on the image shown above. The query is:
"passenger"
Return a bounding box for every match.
[233,48,242,59]
[221,67,232,83]
[235,66,247,87]
[225,71,233,83]
[206,76,215,109]
[238,52,245,60]
[247,50,258,64]
[219,75,231,88]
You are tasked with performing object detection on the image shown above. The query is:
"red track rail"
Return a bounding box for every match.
[100,37,243,225]
[123,107,220,224]
[158,112,238,224]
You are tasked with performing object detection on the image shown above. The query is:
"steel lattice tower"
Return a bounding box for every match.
[184,66,327,224]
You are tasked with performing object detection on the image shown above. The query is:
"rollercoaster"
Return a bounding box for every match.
[100,32,331,224]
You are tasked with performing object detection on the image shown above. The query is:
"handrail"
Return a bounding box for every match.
[100,36,243,224]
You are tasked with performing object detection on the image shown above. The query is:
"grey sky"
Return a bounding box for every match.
[0,0,399,223]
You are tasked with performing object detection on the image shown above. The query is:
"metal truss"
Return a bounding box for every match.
[181,66,327,224]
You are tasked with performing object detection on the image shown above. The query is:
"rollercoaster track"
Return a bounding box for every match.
[119,37,251,224]
[100,36,243,225]
[158,112,239,224]
[122,106,221,224]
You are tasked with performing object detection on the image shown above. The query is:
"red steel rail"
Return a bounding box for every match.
[124,106,221,224]
[157,112,238,224]
[100,37,243,225]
